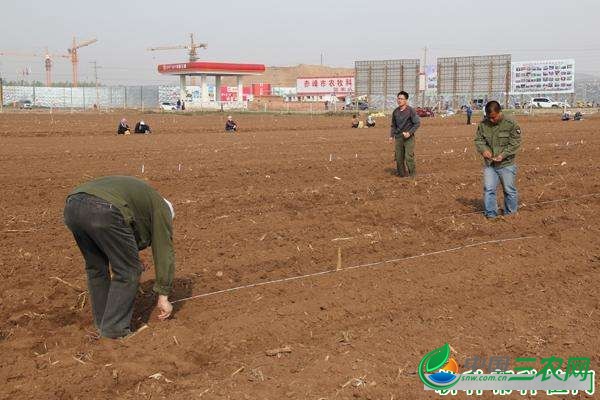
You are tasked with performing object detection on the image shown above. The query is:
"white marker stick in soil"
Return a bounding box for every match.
[172,235,539,304]
[266,346,292,357]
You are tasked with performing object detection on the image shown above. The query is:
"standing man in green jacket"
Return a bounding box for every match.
[389,91,421,177]
[64,176,175,338]
[474,101,522,219]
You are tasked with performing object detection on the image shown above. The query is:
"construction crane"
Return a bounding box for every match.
[67,36,98,87]
[148,33,207,85]
[147,33,207,62]
[0,49,70,86]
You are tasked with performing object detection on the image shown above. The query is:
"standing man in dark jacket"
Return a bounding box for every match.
[474,101,522,219]
[389,91,421,177]
[466,104,473,125]
[64,176,175,338]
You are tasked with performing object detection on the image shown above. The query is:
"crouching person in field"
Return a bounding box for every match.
[117,118,131,135]
[134,120,152,134]
[366,114,376,128]
[64,176,175,338]
[225,116,238,132]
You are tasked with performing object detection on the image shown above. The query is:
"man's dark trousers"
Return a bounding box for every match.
[64,193,141,338]
[394,135,416,177]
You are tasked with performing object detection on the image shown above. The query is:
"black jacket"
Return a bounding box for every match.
[225,120,237,131]
[117,124,130,135]
[134,122,151,134]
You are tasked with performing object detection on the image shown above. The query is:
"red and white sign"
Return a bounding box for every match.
[158,61,266,76]
[252,83,271,96]
[296,76,355,95]
[220,86,252,101]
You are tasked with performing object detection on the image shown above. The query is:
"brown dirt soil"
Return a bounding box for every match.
[0,110,599,399]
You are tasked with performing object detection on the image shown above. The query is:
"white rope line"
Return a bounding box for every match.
[435,192,600,222]
[172,235,539,304]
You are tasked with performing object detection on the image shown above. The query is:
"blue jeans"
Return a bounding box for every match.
[483,164,518,218]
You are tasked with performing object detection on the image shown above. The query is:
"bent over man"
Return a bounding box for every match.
[64,176,175,338]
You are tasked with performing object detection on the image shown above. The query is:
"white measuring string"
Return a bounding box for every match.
[436,192,600,222]
[172,235,539,304]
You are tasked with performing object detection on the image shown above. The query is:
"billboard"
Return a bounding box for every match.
[425,65,437,92]
[220,86,252,102]
[272,87,297,96]
[251,83,271,96]
[511,59,575,94]
[437,54,511,96]
[354,59,420,109]
[297,76,354,95]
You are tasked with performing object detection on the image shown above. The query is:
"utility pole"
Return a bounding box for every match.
[90,61,100,110]
[320,53,324,66]
[422,45,427,106]
[0,61,3,113]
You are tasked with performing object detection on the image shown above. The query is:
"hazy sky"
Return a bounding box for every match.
[1,0,599,85]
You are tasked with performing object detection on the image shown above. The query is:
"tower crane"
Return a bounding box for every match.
[147,33,207,62]
[0,49,70,86]
[148,33,207,85]
[67,37,97,87]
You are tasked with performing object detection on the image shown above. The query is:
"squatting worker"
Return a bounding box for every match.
[64,176,175,338]
[474,101,522,219]
[389,91,421,177]
[134,120,152,134]
[225,116,238,132]
[117,118,130,135]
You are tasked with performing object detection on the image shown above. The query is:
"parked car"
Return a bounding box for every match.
[344,100,370,111]
[415,107,435,117]
[160,102,177,111]
[18,99,33,109]
[529,97,568,108]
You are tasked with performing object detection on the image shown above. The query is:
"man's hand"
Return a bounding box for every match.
[491,154,503,162]
[157,295,173,320]
[482,150,492,159]
[402,131,411,139]
[388,136,394,143]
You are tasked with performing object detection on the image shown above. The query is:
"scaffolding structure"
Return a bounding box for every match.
[437,54,511,109]
[355,59,420,110]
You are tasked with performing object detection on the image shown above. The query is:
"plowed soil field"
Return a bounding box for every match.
[1,111,599,399]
